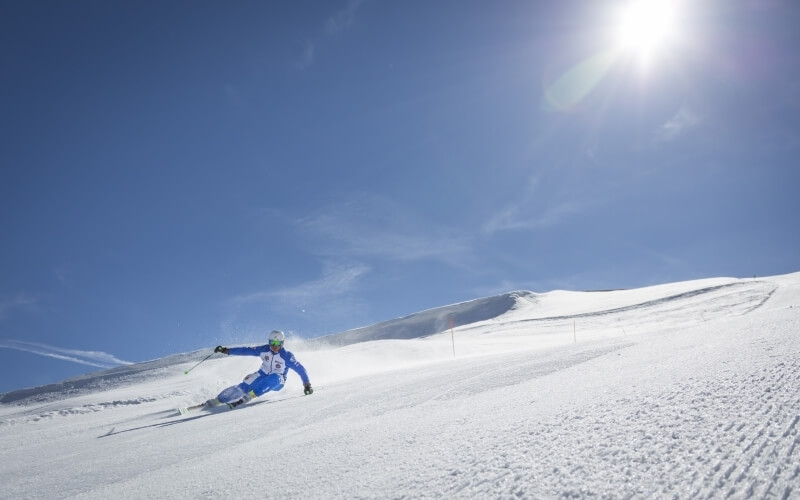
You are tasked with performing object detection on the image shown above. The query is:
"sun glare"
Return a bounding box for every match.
[616,0,680,63]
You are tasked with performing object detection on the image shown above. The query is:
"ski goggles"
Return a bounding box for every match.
[269,339,283,347]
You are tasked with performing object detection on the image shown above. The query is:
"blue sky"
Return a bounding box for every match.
[1,0,798,393]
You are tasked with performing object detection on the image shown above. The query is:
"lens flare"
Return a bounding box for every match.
[544,51,617,110]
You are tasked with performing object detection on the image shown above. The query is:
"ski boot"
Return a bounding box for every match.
[226,390,256,409]
[205,398,223,408]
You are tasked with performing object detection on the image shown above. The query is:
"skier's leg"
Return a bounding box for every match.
[249,373,285,398]
[216,385,246,404]
[216,371,259,404]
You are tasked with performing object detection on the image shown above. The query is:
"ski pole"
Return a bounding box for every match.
[184,351,215,375]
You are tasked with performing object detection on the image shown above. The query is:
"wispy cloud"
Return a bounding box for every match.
[0,294,39,320]
[483,200,585,234]
[482,176,588,234]
[228,261,369,309]
[659,106,702,141]
[325,0,365,35]
[295,41,316,70]
[0,340,132,368]
[54,267,73,289]
[296,195,472,265]
[226,193,475,332]
[224,261,371,333]
[297,0,366,69]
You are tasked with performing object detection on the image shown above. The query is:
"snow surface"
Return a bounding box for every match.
[1,273,799,498]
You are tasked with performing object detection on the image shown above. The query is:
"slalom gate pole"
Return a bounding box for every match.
[184,352,215,375]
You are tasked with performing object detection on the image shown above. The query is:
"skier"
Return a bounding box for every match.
[208,330,313,409]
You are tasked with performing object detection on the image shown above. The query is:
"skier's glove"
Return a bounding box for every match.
[214,346,229,354]
[304,383,314,395]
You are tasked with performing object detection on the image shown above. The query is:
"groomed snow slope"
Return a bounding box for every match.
[1,273,798,498]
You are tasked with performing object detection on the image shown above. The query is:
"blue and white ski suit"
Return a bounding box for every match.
[216,346,310,404]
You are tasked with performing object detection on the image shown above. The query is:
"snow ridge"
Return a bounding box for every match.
[310,291,531,346]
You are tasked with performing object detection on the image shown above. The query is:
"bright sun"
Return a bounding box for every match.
[616,0,680,63]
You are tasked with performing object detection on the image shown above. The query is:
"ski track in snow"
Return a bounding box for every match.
[0,274,798,499]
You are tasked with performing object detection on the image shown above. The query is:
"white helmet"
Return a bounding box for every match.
[268,330,285,347]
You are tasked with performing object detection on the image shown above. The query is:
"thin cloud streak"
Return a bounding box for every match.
[659,106,702,141]
[0,340,133,369]
[223,261,371,335]
[482,176,588,235]
[228,261,369,309]
[0,294,38,320]
[325,0,365,35]
[297,0,365,69]
[295,41,315,69]
[296,195,472,265]
[483,200,585,234]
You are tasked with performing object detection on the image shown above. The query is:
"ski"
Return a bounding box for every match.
[177,404,203,416]
[177,388,320,416]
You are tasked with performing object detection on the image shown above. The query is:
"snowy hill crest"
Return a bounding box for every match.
[311,290,535,347]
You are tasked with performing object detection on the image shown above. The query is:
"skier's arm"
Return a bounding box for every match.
[226,346,269,357]
[284,351,311,385]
